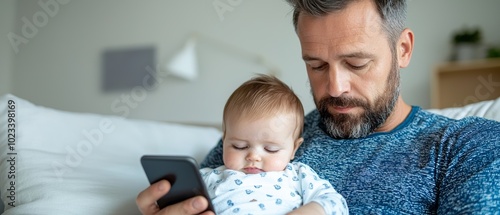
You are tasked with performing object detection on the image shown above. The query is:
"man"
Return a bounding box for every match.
[137,0,500,214]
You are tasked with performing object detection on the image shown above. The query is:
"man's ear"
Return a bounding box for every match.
[290,137,304,160]
[397,28,414,68]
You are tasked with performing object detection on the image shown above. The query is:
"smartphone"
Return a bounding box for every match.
[140,155,215,212]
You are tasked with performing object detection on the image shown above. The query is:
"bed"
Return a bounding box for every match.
[0,94,499,214]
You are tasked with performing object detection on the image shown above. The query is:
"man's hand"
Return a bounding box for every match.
[136,180,215,215]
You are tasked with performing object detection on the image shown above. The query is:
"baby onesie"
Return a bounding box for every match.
[200,162,348,215]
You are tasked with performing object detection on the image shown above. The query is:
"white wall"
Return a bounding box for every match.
[9,0,304,125]
[5,0,500,125]
[404,0,500,107]
[0,0,16,95]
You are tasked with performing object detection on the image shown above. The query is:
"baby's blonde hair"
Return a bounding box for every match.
[222,74,304,139]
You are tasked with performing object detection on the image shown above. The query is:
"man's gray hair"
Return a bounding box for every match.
[286,0,407,49]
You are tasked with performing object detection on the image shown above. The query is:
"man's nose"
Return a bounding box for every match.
[327,66,350,97]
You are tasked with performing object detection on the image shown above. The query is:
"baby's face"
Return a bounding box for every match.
[222,112,301,174]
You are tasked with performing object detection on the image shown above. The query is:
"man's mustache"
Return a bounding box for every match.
[318,96,368,109]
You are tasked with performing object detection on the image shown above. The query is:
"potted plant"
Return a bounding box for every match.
[452,27,483,61]
[487,46,500,59]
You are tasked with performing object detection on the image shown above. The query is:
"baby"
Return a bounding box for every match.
[200,74,348,215]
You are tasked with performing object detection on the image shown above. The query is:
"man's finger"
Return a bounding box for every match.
[161,196,214,215]
[136,180,171,215]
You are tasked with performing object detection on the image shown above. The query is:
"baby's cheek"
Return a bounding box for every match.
[267,159,289,171]
[223,151,240,170]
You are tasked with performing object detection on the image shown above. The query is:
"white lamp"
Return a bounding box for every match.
[165,33,280,81]
[165,37,199,81]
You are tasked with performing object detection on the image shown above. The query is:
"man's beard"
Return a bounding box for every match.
[314,59,400,139]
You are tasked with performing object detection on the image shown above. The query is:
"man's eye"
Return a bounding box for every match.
[349,64,367,70]
[311,64,327,71]
[346,61,369,70]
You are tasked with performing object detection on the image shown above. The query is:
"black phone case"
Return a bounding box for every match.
[140,155,215,213]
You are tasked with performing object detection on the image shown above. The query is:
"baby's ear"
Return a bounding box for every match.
[291,137,304,160]
[295,137,304,149]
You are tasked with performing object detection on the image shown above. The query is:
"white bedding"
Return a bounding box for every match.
[0,94,498,214]
[427,98,500,121]
[0,94,222,214]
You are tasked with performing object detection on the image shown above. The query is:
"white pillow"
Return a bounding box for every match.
[427,97,500,122]
[0,94,222,215]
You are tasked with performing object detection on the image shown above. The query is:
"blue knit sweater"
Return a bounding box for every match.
[201,106,500,214]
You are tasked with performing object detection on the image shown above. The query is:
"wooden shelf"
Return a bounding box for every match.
[431,58,500,109]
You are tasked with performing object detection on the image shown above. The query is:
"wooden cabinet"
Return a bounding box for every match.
[431,58,500,108]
